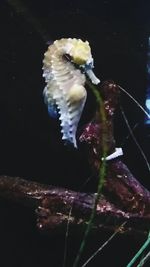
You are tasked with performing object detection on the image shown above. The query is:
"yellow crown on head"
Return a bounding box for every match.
[69,39,92,65]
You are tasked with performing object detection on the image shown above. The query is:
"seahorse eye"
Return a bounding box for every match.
[63,53,83,71]
[63,53,73,62]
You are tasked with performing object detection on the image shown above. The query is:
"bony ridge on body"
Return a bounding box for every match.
[43,38,100,148]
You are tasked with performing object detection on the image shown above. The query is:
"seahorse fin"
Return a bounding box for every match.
[47,103,59,118]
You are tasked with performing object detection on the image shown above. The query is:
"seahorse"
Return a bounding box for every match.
[43,38,100,148]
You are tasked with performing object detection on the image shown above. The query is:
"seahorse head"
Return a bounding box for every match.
[63,38,100,85]
[66,39,93,65]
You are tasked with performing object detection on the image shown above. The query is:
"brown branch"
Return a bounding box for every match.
[0,81,149,239]
[0,175,149,238]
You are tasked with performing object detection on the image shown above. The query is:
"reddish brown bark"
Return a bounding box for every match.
[0,81,149,238]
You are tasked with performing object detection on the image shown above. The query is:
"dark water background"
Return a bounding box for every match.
[0,0,150,266]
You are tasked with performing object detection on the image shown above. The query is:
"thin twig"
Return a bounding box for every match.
[118,85,150,119]
[62,206,73,267]
[120,106,150,172]
[82,221,127,267]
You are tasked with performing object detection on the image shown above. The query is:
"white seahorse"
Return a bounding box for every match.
[43,38,100,148]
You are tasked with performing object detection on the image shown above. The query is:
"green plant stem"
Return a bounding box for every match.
[127,232,150,267]
[72,80,107,267]
[137,251,150,267]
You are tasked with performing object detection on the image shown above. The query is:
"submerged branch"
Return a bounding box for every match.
[0,81,149,239]
[0,174,149,238]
